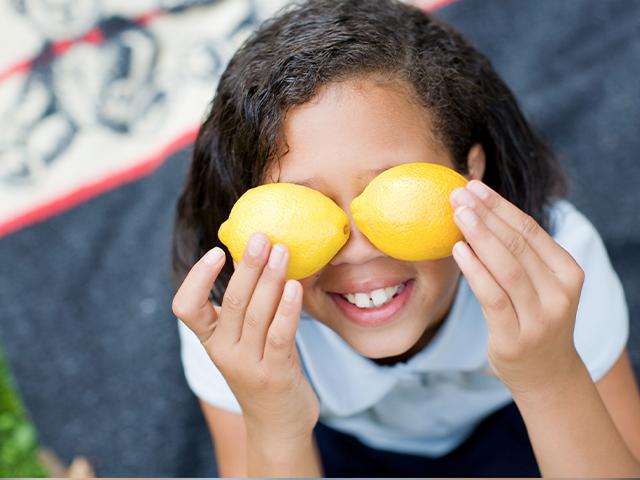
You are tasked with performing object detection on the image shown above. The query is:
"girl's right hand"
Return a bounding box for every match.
[172,232,320,447]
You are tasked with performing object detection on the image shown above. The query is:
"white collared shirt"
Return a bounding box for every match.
[177,200,628,456]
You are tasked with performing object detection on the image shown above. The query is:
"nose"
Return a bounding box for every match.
[329,209,386,266]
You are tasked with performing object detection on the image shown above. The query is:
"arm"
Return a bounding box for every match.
[596,350,640,460]
[200,399,321,477]
[513,349,640,477]
[449,181,640,477]
[244,423,322,478]
[200,400,248,477]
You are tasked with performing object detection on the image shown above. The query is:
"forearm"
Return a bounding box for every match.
[513,359,640,477]
[246,432,322,477]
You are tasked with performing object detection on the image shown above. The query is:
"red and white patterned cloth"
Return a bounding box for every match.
[0,0,289,237]
[0,0,449,238]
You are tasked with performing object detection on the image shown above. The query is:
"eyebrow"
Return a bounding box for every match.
[285,165,395,188]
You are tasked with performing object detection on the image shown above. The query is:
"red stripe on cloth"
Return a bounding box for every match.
[0,127,199,238]
[0,58,32,83]
[0,8,167,84]
[419,0,459,11]
[51,27,106,55]
[135,9,164,25]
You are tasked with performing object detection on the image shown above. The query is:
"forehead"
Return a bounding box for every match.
[271,77,451,187]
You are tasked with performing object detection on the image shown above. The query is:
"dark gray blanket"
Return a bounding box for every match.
[1,0,638,475]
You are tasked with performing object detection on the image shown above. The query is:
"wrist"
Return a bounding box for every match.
[247,429,314,459]
[510,351,589,412]
[246,429,320,477]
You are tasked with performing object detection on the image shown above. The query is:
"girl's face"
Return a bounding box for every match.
[267,77,484,360]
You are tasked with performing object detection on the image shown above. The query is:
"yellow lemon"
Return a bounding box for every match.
[218,183,350,280]
[350,162,468,261]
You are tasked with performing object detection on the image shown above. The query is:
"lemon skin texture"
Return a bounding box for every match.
[350,162,468,261]
[218,183,350,280]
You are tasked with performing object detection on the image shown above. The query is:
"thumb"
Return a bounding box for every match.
[172,247,226,344]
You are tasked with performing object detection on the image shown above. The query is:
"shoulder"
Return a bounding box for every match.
[547,200,629,382]
[547,199,598,242]
[546,199,613,271]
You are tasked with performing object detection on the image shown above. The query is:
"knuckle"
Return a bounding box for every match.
[504,265,525,284]
[474,202,489,221]
[487,292,510,312]
[520,214,539,238]
[267,332,289,351]
[505,233,527,257]
[243,252,265,269]
[244,310,262,329]
[223,292,244,312]
[171,297,191,320]
[485,190,500,209]
[572,265,585,286]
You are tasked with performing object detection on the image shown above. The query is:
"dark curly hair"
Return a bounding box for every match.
[172,0,566,302]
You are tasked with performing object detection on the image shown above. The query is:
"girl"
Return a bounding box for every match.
[171,0,640,476]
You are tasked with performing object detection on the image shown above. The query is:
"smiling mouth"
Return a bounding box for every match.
[338,282,406,308]
[327,279,415,327]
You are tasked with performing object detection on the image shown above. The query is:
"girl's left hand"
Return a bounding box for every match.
[449,180,586,398]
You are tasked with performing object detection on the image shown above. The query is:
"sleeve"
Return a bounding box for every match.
[177,319,242,413]
[549,200,629,383]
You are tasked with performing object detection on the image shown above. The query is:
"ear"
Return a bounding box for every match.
[466,143,486,181]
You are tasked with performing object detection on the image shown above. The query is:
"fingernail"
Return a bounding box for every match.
[456,206,478,227]
[467,181,490,200]
[268,244,286,269]
[451,187,476,208]
[453,241,471,259]
[203,247,224,265]
[247,233,267,257]
[284,280,298,302]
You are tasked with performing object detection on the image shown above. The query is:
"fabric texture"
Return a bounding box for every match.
[314,401,540,477]
[178,200,629,457]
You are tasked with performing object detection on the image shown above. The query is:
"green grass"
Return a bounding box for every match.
[0,349,47,477]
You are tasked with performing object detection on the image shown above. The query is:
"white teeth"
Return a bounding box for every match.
[354,292,372,308]
[341,282,406,309]
[385,286,399,298]
[371,288,388,307]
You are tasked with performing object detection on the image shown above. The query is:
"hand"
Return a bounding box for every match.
[449,181,585,398]
[172,232,320,446]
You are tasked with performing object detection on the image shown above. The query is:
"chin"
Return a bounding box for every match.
[331,321,427,360]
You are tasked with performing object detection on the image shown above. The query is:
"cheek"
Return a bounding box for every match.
[413,257,461,294]
[298,272,319,292]
[298,275,319,307]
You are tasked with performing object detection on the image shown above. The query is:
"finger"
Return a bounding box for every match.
[264,280,303,364]
[172,247,226,343]
[451,187,560,296]
[218,232,270,342]
[452,241,519,340]
[241,244,289,357]
[454,205,539,320]
[465,180,577,278]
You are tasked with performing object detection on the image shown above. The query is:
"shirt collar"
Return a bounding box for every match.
[295,276,489,416]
